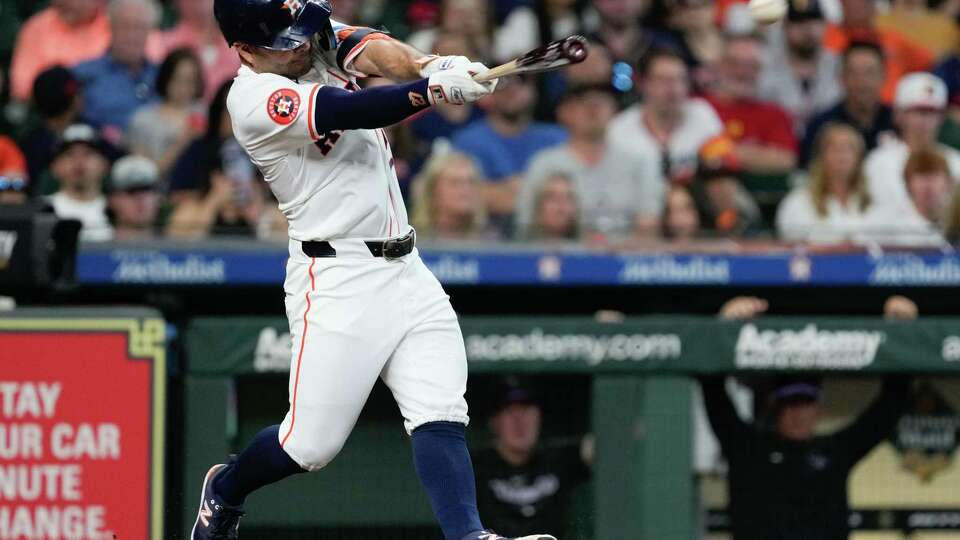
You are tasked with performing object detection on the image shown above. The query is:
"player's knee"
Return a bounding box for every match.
[289,436,347,472]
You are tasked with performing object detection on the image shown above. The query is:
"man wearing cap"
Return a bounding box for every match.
[44,124,113,242]
[516,83,663,244]
[864,72,960,214]
[472,382,591,538]
[758,0,842,133]
[19,66,84,193]
[700,297,912,540]
[107,155,161,240]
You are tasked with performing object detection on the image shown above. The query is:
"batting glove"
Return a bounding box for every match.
[427,67,496,105]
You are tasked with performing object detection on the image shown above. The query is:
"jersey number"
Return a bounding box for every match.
[315,131,343,156]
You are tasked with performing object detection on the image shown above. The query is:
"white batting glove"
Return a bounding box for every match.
[418,55,471,77]
[427,67,496,105]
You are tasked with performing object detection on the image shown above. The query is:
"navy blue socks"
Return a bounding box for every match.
[411,422,485,540]
[213,424,305,506]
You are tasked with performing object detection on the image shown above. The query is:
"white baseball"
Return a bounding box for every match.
[748,0,787,25]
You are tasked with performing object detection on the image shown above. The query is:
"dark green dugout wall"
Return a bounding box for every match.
[181,316,960,539]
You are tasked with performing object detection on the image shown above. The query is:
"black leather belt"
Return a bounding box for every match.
[301,230,415,260]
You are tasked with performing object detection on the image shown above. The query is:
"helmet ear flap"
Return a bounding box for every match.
[317,20,337,51]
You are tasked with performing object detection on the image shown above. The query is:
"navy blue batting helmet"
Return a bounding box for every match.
[214,0,337,51]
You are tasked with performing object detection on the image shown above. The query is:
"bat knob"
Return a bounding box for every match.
[562,36,589,64]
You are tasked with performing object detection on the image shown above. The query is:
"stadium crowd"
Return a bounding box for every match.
[2,0,960,247]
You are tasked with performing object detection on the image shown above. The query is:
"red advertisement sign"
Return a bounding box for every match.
[0,316,165,539]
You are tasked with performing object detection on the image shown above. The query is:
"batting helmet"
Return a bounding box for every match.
[214,0,337,51]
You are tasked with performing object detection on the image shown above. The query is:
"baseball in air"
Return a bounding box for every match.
[748,0,787,24]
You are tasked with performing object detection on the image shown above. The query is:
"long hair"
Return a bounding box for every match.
[807,123,871,218]
[945,185,960,244]
[410,151,488,238]
[527,173,580,240]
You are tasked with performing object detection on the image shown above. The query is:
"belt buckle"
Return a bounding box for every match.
[382,231,414,261]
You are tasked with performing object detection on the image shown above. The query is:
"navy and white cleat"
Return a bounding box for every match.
[190,464,245,539]
[468,533,558,540]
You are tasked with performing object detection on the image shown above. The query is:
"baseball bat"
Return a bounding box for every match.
[473,35,590,83]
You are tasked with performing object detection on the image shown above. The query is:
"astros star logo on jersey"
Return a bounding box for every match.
[267,88,301,125]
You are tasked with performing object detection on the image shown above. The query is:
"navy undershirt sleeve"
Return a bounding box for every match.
[313,79,431,133]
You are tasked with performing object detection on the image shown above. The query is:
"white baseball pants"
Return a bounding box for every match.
[277,238,469,471]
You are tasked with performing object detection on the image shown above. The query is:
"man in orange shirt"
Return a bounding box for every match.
[823,0,934,103]
[9,0,111,102]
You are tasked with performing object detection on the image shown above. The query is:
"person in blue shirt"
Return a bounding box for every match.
[73,0,159,142]
[452,74,566,229]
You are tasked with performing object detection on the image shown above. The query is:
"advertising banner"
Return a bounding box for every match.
[186,316,960,376]
[0,309,165,539]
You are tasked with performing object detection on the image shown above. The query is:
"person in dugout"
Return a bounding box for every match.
[700,296,915,540]
[472,380,592,538]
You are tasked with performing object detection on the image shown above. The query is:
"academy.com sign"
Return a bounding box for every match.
[465,328,682,366]
[735,323,885,369]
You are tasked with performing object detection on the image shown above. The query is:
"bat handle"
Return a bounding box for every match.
[473,60,518,83]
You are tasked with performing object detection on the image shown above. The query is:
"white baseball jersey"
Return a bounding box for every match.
[227,22,409,241]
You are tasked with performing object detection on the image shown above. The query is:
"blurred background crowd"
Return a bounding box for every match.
[2,0,960,248]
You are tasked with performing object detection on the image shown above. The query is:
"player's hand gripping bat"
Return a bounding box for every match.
[473,36,589,83]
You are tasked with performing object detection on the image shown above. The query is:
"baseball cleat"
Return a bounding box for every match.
[191,464,245,539]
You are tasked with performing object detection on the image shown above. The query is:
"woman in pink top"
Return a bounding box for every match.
[155,0,240,102]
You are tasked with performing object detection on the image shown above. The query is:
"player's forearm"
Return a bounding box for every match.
[350,39,433,82]
[314,80,431,133]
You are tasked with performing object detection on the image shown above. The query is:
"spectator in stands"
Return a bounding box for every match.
[19,66,83,194]
[410,152,491,240]
[692,136,762,237]
[588,0,658,69]
[777,123,879,244]
[758,0,841,133]
[864,73,960,212]
[9,0,110,103]
[701,295,912,540]
[609,48,724,185]
[823,0,934,104]
[662,185,701,241]
[0,137,29,206]
[452,74,567,227]
[44,124,113,242]
[128,49,205,178]
[166,83,267,239]
[525,173,580,242]
[107,155,161,240]
[74,0,160,142]
[495,0,584,61]
[706,34,797,175]
[662,0,725,93]
[944,185,960,245]
[154,0,240,103]
[874,0,957,65]
[801,42,894,166]
[872,147,952,246]
[408,0,493,58]
[409,33,486,151]
[517,84,663,244]
[473,381,591,538]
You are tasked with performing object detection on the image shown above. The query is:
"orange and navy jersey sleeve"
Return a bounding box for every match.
[331,21,393,77]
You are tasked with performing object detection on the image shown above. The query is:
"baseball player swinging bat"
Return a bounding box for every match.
[192,1,583,540]
[473,35,590,83]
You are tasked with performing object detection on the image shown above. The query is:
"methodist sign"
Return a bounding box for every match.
[0,309,165,539]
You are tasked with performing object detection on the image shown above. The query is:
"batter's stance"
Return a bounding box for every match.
[191,1,554,539]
